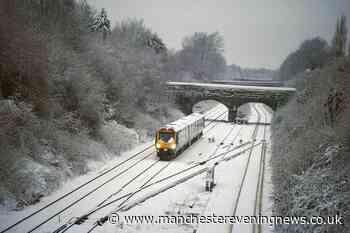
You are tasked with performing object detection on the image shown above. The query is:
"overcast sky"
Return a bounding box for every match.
[87,0,350,70]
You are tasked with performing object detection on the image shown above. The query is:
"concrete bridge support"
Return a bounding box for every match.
[228,107,237,122]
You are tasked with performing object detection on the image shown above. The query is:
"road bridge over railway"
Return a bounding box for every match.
[166,81,296,121]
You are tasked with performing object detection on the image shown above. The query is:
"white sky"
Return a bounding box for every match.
[87,0,350,69]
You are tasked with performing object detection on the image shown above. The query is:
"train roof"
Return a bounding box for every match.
[164,112,204,132]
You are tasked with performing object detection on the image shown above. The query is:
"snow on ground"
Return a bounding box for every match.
[70,122,237,233]
[0,103,274,233]
[197,124,254,233]
[0,141,154,233]
[193,100,222,114]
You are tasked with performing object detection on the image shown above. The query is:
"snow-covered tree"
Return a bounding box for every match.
[91,8,111,41]
[177,32,226,81]
[112,19,166,53]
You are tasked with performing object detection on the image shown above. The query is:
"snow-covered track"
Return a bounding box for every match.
[230,104,263,233]
[82,141,260,233]
[207,122,238,160]
[48,106,230,233]
[1,105,230,233]
[252,105,268,233]
[0,145,154,233]
[28,151,156,233]
[204,110,229,133]
[52,156,164,233]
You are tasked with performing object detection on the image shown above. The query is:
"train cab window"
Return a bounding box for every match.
[159,131,174,142]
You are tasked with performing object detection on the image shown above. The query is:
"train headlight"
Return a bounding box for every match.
[170,144,176,150]
[156,143,161,149]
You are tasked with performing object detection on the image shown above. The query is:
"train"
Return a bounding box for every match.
[155,113,205,160]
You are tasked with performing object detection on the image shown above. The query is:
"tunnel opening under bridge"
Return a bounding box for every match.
[192,100,229,122]
[176,96,275,122]
[237,102,273,124]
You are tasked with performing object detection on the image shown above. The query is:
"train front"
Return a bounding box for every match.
[155,127,177,160]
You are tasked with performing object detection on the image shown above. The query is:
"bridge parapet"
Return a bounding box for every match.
[212,79,284,87]
[166,81,296,121]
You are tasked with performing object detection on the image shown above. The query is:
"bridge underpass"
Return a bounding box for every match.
[166,81,296,121]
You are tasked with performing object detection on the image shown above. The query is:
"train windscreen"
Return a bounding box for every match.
[159,131,174,142]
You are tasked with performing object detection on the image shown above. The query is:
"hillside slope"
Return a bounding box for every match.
[0,0,183,210]
[271,58,350,233]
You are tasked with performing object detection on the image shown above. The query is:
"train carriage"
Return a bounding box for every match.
[155,113,205,160]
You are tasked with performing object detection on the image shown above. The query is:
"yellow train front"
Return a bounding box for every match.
[155,113,205,160]
[155,127,177,160]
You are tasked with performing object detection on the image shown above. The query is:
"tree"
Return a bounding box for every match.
[91,8,111,41]
[332,15,347,57]
[77,0,95,28]
[112,19,166,53]
[178,32,226,81]
[144,33,166,54]
[278,37,331,81]
[339,15,347,56]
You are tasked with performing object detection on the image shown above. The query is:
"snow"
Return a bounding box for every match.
[0,103,274,233]
[166,112,204,132]
[167,81,296,92]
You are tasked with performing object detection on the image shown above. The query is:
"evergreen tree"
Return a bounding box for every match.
[91,8,111,41]
[144,33,166,53]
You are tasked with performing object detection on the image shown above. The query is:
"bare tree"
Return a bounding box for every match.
[178,32,226,81]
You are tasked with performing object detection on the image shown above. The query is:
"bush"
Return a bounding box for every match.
[99,121,139,154]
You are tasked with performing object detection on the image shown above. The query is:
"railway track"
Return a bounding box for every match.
[80,104,267,233]
[252,105,268,233]
[81,109,254,233]
[2,103,269,233]
[0,145,155,233]
[29,151,156,233]
[0,105,230,233]
[49,107,230,233]
[55,111,241,233]
[83,142,259,233]
[230,103,267,233]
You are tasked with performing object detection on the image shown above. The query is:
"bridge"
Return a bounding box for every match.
[166,81,296,121]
